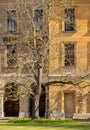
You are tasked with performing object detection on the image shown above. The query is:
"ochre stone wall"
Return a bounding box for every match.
[49,0,90,119]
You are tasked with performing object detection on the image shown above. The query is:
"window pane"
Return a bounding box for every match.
[7,10,17,32]
[34,9,43,31]
[64,43,75,66]
[7,45,17,67]
[64,8,75,31]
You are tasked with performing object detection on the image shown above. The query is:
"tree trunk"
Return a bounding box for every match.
[45,86,49,118]
[34,94,40,118]
[32,67,42,119]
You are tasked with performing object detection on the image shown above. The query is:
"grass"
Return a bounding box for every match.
[0,119,90,130]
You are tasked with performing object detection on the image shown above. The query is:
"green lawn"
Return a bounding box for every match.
[0,122,90,130]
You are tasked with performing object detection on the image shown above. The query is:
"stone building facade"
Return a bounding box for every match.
[1,0,90,120]
[0,0,48,118]
[49,0,90,119]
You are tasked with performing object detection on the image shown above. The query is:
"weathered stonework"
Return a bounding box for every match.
[50,112,65,119]
[0,0,48,118]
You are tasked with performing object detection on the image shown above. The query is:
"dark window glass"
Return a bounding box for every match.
[64,43,75,66]
[7,45,17,67]
[7,10,17,32]
[34,9,43,31]
[64,8,75,31]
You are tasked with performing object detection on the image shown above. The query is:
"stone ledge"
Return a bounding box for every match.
[73,113,90,120]
[49,112,65,119]
[19,112,30,118]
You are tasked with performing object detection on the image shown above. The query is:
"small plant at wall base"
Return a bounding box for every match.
[8,118,76,123]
